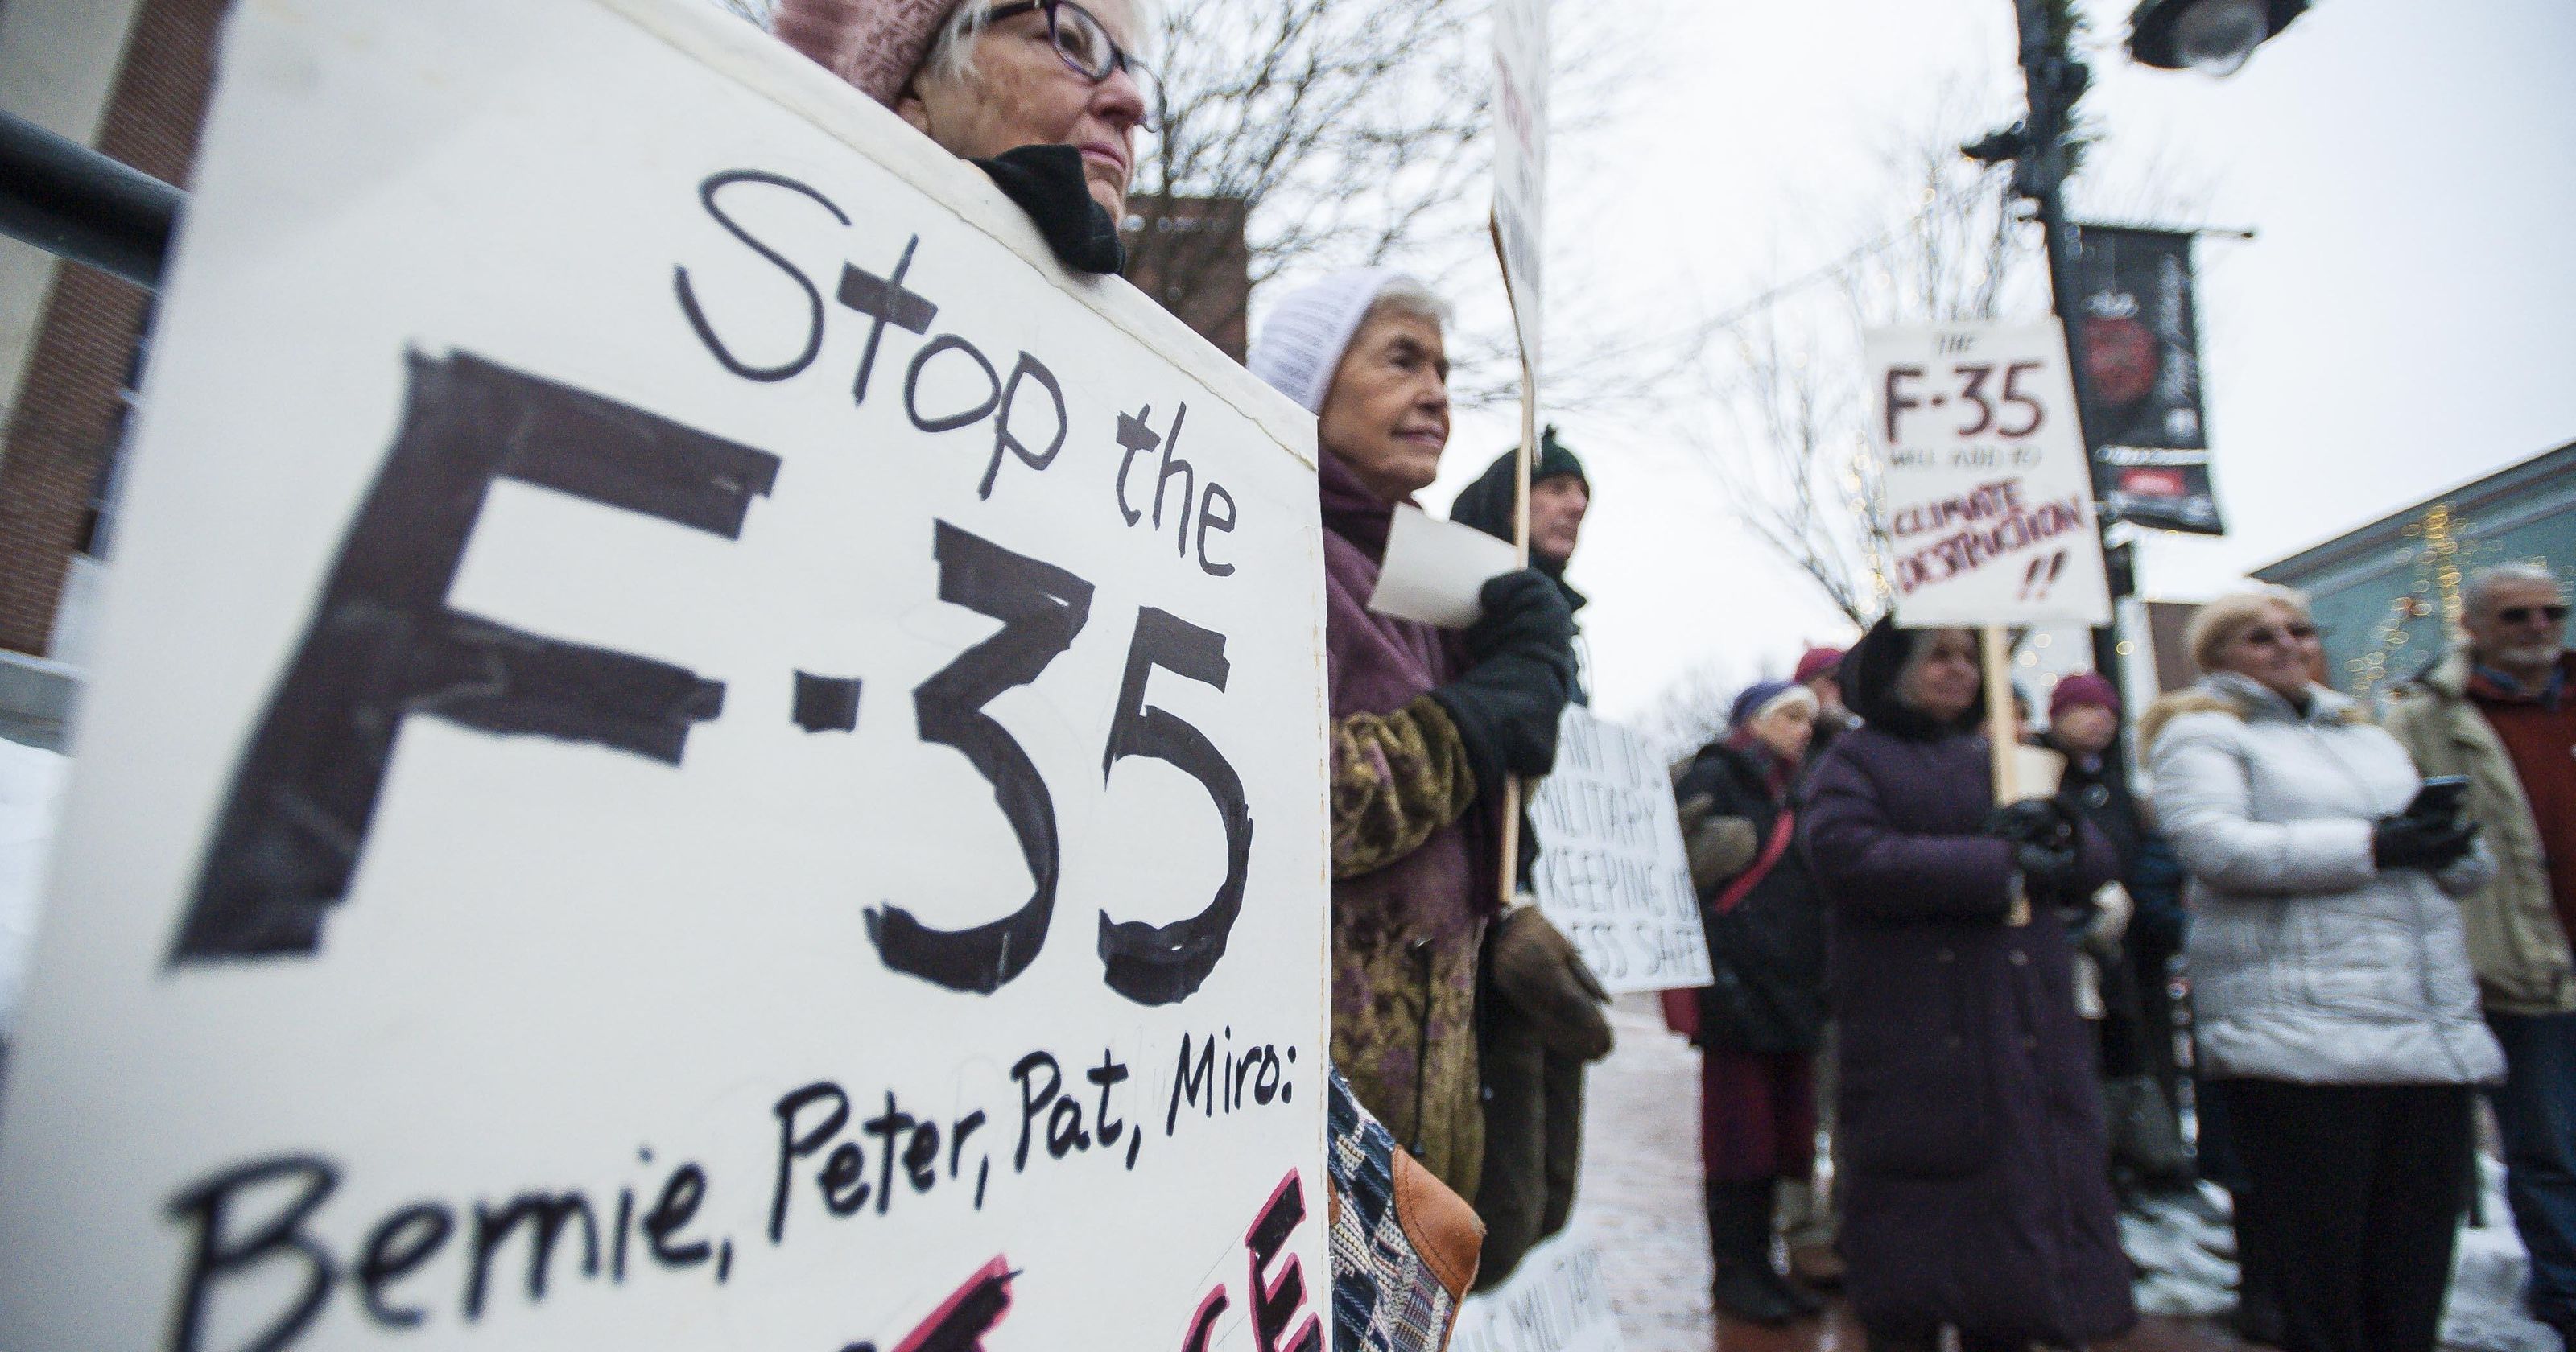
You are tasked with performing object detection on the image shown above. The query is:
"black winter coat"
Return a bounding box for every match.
[2046,736,2145,877]
[1674,740,1827,1053]
[1796,620,2137,1345]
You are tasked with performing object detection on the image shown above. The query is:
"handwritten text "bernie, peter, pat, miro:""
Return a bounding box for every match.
[160,1028,1301,1350]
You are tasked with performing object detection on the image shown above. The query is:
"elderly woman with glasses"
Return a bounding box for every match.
[2145,586,2504,1352]
[774,0,1154,271]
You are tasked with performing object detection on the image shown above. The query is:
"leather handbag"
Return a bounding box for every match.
[1327,1070,1484,1351]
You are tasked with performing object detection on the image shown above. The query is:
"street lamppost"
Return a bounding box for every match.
[2127,0,2310,76]
[1963,0,2128,703]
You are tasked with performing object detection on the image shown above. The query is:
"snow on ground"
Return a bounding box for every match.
[1571,995,2560,1352]
[1570,998,1722,1352]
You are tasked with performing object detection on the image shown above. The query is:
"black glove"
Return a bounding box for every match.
[972,145,1127,274]
[1428,570,1577,797]
[2372,814,2479,872]
[1987,798,2081,904]
[2014,841,2084,905]
[1985,797,2074,848]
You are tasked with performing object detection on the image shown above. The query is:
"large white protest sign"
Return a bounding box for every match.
[1529,709,1711,995]
[1491,0,1549,373]
[1864,324,2112,628]
[1450,1232,1626,1352]
[0,2,1331,1350]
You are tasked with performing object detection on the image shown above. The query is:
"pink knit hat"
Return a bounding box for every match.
[772,0,961,107]
[1792,646,1844,687]
[2048,671,2121,720]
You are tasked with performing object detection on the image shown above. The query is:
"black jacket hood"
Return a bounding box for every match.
[1843,616,1988,743]
[1449,428,1589,605]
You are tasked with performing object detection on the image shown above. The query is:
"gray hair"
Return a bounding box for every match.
[1361,276,1454,332]
[921,0,1161,88]
[2464,561,2566,615]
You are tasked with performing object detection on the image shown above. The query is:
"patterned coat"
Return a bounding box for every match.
[1319,451,1496,1201]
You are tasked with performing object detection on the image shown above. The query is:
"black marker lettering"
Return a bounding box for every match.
[1150,403,1194,556]
[980,353,1067,500]
[644,1165,712,1268]
[1113,406,1159,527]
[1098,608,1253,1004]
[867,524,1092,993]
[171,353,778,961]
[1013,1051,1061,1172]
[770,1082,850,1243]
[1088,1050,1129,1147]
[677,170,846,382]
[167,1156,339,1352]
[905,335,1001,434]
[1196,483,1237,578]
[464,1193,599,1318]
[861,1092,918,1215]
[357,1202,451,1328]
[836,234,937,406]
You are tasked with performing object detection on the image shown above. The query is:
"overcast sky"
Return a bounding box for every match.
[1428,0,2576,722]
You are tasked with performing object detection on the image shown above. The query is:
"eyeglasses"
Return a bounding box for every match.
[2496,604,2572,625]
[2238,622,2319,648]
[985,1,1156,93]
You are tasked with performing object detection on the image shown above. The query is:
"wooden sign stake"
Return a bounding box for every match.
[1495,336,1538,906]
[1983,624,2031,926]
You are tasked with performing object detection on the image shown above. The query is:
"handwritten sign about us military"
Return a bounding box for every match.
[1529,709,1713,995]
[1450,1232,1628,1352]
[0,2,1333,1350]
[1864,324,2112,628]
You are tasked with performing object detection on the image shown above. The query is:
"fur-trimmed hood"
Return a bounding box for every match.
[2140,672,2368,752]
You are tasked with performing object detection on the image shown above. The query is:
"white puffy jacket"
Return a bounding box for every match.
[2146,673,2504,1086]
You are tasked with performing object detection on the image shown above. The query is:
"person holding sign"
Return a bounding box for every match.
[1449,428,1614,1287]
[774,0,1150,270]
[2147,588,2502,1352]
[1798,619,2136,1352]
[1250,270,1578,1201]
[1449,426,1592,702]
[1671,679,1831,1325]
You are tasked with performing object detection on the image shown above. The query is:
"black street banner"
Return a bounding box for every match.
[2069,225,2226,536]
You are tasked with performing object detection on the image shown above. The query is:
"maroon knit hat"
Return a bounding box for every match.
[1793,646,1845,687]
[2049,671,2121,720]
[773,0,961,107]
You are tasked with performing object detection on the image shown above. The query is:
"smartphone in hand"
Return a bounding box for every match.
[2406,776,2471,822]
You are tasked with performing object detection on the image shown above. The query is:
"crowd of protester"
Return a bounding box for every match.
[445,4,2576,1349]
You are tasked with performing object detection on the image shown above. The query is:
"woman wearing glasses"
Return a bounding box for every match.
[774,0,1154,270]
[2146,586,2504,1352]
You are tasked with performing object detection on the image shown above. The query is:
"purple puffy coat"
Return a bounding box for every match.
[1796,620,2136,1345]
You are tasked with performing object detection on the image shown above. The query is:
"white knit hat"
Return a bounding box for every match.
[1247,268,1411,414]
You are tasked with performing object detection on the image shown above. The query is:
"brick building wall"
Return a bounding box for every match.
[0,0,228,656]
[1122,196,1252,364]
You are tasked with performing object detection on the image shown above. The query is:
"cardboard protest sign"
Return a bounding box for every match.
[0,2,1331,1350]
[1491,0,1550,373]
[1864,324,2112,628]
[1529,709,1712,995]
[1450,1232,1626,1352]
